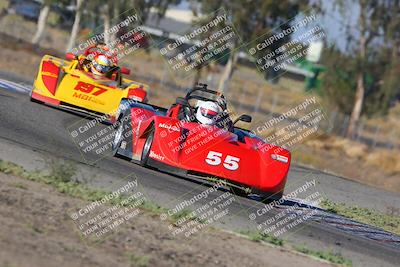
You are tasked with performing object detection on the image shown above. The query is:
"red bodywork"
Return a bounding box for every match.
[41,60,60,96]
[120,103,291,195]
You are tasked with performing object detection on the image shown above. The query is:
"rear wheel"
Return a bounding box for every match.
[140,127,154,166]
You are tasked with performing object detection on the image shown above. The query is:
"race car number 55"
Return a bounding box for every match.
[205,151,240,171]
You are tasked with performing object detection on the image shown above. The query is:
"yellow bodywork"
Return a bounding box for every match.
[32,55,148,118]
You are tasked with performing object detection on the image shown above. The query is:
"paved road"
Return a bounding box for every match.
[1,74,399,267]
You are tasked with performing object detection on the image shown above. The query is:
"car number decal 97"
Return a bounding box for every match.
[74,81,107,96]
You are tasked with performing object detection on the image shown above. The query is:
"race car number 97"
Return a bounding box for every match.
[74,81,107,96]
[205,151,240,171]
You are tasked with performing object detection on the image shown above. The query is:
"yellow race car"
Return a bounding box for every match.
[30,45,148,123]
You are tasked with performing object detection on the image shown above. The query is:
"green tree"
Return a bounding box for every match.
[83,0,180,47]
[333,0,397,137]
[66,0,85,52]
[321,47,357,114]
[367,0,400,115]
[198,0,303,92]
[31,0,52,45]
[320,0,400,137]
[31,0,69,45]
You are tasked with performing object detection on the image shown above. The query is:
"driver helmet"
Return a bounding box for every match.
[195,101,222,125]
[91,54,112,76]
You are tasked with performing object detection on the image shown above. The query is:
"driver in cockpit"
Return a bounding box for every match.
[195,100,234,132]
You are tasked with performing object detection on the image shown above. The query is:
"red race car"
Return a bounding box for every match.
[112,84,291,200]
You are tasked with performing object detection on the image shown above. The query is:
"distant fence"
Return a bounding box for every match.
[133,65,399,151]
[326,111,399,150]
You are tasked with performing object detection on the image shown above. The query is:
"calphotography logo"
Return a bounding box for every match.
[67,178,145,240]
[158,8,241,77]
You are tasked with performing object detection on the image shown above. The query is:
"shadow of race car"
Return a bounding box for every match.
[30,44,147,123]
[112,84,291,200]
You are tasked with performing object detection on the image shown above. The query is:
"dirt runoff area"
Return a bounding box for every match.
[0,172,336,267]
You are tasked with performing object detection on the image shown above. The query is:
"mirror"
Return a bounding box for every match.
[120,67,131,75]
[65,53,76,61]
[233,114,252,125]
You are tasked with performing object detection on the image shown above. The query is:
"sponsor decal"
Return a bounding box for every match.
[72,92,105,105]
[159,123,180,132]
[149,150,165,161]
[271,154,289,163]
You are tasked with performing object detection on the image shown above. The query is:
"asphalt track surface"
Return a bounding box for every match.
[0,73,400,267]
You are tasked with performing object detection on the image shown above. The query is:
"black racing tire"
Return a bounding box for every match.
[229,186,249,197]
[112,118,124,156]
[140,127,154,166]
[112,111,131,158]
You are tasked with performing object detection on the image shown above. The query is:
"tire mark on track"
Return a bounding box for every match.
[0,78,31,94]
[277,200,400,249]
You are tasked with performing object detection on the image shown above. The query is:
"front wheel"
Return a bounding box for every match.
[112,118,125,156]
[229,185,250,197]
[111,111,132,158]
[140,127,154,166]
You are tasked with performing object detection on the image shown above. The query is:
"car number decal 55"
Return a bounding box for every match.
[205,151,240,171]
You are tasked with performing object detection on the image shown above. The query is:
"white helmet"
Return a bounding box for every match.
[195,101,221,125]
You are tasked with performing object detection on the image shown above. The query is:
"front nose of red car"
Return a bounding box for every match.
[258,144,291,192]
